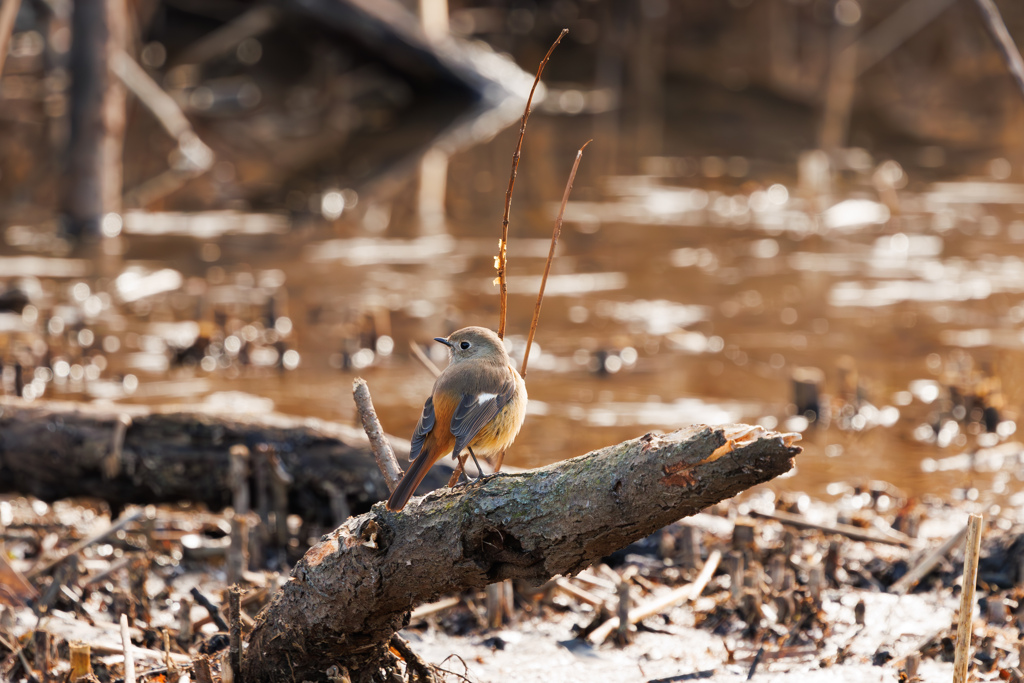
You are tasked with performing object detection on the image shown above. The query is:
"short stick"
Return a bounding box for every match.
[111,49,213,171]
[120,613,137,683]
[70,641,92,679]
[486,582,504,629]
[192,655,215,683]
[446,452,471,488]
[177,597,193,648]
[953,514,984,683]
[34,629,50,683]
[614,580,631,646]
[229,586,243,683]
[352,378,403,492]
[228,445,250,585]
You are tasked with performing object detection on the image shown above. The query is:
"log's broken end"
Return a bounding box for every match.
[661,424,800,488]
[710,424,802,462]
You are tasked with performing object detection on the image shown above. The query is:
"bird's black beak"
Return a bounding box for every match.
[434,337,453,348]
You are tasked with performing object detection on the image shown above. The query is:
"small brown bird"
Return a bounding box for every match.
[386,326,527,511]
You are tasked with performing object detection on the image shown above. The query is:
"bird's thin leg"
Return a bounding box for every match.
[491,449,506,473]
[447,451,469,488]
[472,448,504,483]
[466,447,484,480]
[447,448,486,488]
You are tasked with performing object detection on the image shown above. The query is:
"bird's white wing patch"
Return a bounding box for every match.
[476,392,498,405]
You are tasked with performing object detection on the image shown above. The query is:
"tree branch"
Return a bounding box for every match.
[243,424,800,682]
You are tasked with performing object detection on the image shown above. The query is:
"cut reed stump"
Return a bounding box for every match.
[242,424,800,683]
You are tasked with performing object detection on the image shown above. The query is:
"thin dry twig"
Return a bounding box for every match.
[750,508,915,548]
[409,340,442,378]
[854,0,957,76]
[190,587,229,632]
[434,654,473,683]
[390,634,437,683]
[0,0,22,79]
[521,139,591,378]
[746,635,768,680]
[353,378,403,492]
[28,508,146,580]
[953,514,983,683]
[890,520,969,594]
[496,28,568,340]
[588,549,722,644]
[971,0,1024,100]
[553,577,611,610]
[409,596,461,621]
[0,631,33,680]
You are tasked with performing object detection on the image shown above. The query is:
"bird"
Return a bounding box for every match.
[386,326,527,511]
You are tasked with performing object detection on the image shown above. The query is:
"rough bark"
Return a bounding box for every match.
[0,398,451,524]
[242,424,800,683]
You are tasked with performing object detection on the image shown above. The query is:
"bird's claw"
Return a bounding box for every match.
[451,469,494,487]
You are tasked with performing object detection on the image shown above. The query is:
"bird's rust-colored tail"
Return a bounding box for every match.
[386,447,441,511]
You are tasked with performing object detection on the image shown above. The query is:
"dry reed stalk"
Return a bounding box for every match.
[953,514,983,683]
[496,29,568,339]
[520,140,591,378]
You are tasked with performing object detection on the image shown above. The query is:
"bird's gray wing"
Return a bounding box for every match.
[409,395,435,462]
[449,374,516,457]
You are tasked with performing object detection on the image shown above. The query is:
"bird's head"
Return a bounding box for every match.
[435,326,508,365]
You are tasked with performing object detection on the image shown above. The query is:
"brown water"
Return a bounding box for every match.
[4,99,1024,507]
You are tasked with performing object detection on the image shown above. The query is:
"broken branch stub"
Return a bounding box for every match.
[242,424,799,683]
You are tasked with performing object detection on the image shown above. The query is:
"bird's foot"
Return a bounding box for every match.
[450,474,473,488]
[450,469,494,488]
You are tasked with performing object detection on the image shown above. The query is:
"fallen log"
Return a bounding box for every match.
[242,424,800,683]
[0,398,452,525]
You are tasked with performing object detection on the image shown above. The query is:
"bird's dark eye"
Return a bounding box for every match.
[460,341,471,350]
